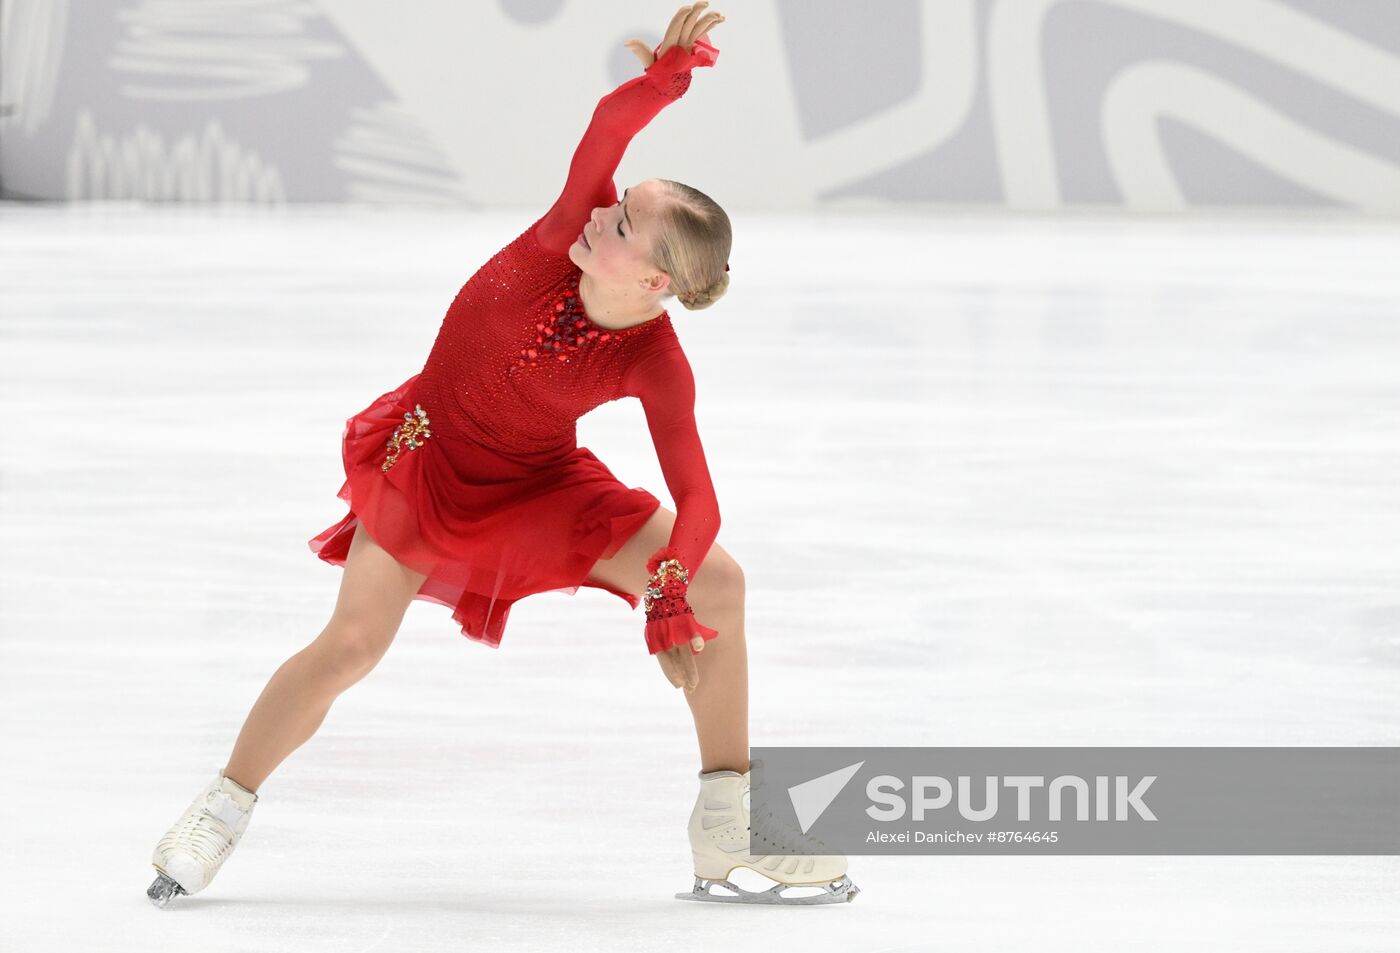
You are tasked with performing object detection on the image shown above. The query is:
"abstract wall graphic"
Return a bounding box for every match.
[0,0,464,203]
[109,0,347,101]
[813,0,1400,211]
[0,0,70,136]
[1028,0,1400,209]
[332,100,470,205]
[3,0,1399,210]
[66,110,287,203]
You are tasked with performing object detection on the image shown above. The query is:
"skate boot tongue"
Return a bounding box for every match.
[206,781,256,830]
[218,774,258,809]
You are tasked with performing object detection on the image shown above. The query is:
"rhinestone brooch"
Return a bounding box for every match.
[382,404,433,472]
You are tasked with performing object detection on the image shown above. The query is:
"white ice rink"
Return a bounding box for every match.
[2,203,1398,951]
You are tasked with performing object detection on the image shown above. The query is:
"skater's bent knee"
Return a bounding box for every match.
[310,622,395,680]
[689,550,745,610]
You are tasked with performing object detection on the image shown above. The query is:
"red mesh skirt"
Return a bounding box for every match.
[307,373,661,648]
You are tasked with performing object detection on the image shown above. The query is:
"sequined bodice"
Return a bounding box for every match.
[417,219,675,455]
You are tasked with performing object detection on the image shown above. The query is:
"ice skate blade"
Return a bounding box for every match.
[675,874,859,905]
[147,870,188,908]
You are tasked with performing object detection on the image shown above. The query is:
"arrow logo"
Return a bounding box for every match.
[788,761,865,834]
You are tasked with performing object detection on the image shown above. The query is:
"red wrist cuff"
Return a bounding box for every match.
[645,613,721,655]
[648,36,720,74]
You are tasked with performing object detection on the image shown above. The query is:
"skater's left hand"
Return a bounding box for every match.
[624,2,725,69]
[656,635,706,693]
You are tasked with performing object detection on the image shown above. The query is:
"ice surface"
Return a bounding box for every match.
[1,202,1397,951]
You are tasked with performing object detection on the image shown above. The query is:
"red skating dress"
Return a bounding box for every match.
[308,38,723,654]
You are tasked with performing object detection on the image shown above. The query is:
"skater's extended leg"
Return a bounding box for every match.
[223,521,428,793]
[584,505,749,775]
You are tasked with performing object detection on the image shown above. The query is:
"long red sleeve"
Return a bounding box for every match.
[624,344,721,586]
[531,34,723,655]
[534,37,719,256]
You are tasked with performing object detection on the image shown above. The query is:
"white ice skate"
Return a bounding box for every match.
[148,769,259,907]
[676,759,859,904]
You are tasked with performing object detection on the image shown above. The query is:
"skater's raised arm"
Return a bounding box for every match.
[534,4,722,256]
[624,343,723,656]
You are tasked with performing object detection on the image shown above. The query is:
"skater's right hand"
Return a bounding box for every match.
[624,2,725,69]
[656,635,706,693]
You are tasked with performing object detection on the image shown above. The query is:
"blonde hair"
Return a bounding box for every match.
[649,180,732,311]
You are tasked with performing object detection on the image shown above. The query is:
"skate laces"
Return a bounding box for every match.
[169,790,243,869]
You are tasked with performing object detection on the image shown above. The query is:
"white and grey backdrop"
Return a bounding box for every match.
[3,0,1399,211]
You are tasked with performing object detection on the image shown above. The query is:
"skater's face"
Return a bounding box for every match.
[572,179,671,296]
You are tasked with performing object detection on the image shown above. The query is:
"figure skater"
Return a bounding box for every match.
[148,3,857,907]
